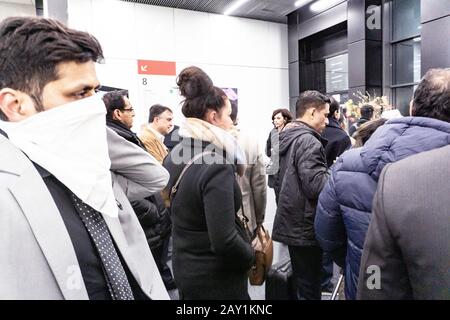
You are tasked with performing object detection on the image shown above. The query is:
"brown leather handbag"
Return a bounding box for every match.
[248,224,274,286]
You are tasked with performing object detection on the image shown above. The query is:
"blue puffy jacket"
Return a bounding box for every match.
[315,117,450,299]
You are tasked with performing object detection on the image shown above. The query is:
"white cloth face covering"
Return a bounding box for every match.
[0,94,118,218]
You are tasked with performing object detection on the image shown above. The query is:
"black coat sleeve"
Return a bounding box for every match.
[265,132,272,157]
[294,135,330,200]
[131,198,160,228]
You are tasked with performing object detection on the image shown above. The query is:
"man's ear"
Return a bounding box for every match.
[112,109,121,121]
[409,100,415,116]
[0,88,29,122]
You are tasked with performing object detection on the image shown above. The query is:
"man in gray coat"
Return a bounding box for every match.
[0,17,169,300]
[358,145,450,300]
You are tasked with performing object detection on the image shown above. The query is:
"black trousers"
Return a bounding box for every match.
[321,251,334,292]
[151,235,175,288]
[288,245,323,300]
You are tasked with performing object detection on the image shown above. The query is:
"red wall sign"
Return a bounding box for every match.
[137,60,176,76]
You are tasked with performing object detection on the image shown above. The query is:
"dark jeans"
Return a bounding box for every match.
[321,252,334,292]
[151,235,175,289]
[288,245,323,300]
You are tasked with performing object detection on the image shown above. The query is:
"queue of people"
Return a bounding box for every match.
[0,16,449,301]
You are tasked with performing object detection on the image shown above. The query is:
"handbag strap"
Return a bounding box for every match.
[170,151,214,202]
[235,182,253,240]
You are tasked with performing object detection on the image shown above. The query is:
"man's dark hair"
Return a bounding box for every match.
[296,90,331,118]
[0,16,104,121]
[360,104,375,120]
[412,68,450,122]
[102,90,129,120]
[328,97,341,118]
[149,104,172,123]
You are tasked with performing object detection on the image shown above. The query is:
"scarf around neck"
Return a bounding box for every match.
[178,117,246,176]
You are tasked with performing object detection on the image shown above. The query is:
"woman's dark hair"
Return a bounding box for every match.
[271,108,293,123]
[0,17,103,120]
[176,66,227,119]
[353,118,388,148]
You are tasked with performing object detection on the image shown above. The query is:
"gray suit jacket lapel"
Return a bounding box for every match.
[9,165,89,300]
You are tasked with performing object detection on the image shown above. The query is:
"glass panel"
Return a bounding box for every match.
[393,0,421,41]
[325,53,349,94]
[393,38,421,85]
[394,86,414,116]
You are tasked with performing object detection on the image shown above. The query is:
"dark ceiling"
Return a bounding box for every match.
[120,0,301,23]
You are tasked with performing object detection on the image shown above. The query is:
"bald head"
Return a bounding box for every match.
[412,68,450,122]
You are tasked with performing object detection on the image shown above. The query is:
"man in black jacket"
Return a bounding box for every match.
[272,90,330,300]
[349,104,375,137]
[103,91,175,290]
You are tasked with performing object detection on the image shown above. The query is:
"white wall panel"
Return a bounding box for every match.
[174,9,210,64]
[91,0,136,59]
[268,22,289,69]
[206,14,242,66]
[0,2,35,21]
[67,0,92,32]
[135,4,175,61]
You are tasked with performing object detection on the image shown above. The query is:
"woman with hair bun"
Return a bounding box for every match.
[163,66,255,300]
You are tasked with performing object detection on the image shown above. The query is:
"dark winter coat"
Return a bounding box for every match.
[322,118,351,168]
[272,121,330,247]
[315,116,450,300]
[106,119,146,149]
[163,139,254,300]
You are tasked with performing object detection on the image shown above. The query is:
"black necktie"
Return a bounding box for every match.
[71,194,134,300]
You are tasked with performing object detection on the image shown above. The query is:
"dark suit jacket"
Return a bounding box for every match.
[321,118,351,168]
[357,145,450,300]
